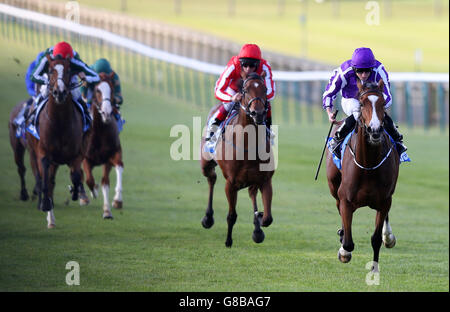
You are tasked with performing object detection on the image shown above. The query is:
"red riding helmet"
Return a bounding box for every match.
[53,41,74,59]
[238,44,262,60]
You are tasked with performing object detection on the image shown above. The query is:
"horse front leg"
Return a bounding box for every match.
[78,165,90,206]
[46,163,58,229]
[69,159,83,202]
[382,214,396,248]
[338,199,355,263]
[225,180,238,248]
[249,185,264,244]
[201,160,216,229]
[39,156,53,212]
[111,151,124,210]
[259,179,273,227]
[101,163,113,219]
[82,159,98,198]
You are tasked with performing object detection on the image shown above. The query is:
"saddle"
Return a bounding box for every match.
[26,96,91,140]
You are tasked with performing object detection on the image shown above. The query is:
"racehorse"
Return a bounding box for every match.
[26,54,87,228]
[326,79,398,270]
[8,100,38,201]
[82,72,123,219]
[200,72,275,247]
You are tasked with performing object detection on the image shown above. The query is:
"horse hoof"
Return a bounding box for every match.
[261,215,272,227]
[47,223,56,229]
[252,229,265,244]
[225,239,233,248]
[102,212,114,220]
[20,190,29,201]
[79,195,90,206]
[383,234,396,248]
[201,215,214,229]
[112,200,123,209]
[338,247,352,263]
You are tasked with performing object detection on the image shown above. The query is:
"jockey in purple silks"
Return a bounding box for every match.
[323,47,407,158]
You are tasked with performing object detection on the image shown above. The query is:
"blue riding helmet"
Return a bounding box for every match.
[351,47,376,69]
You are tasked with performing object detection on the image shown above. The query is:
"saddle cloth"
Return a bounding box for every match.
[204,110,273,155]
[26,97,91,140]
[328,130,411,170]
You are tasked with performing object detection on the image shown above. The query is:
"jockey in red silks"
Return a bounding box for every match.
[205,43,276,141]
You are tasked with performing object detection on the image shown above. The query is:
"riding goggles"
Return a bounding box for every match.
[354,67,373,73]
[240,59,260,69]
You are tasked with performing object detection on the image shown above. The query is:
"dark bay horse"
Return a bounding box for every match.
[26,55,86,228]
[326,79,399,271]
[200,72,275,247]
[8,100,38,201]
[82,72,123,219]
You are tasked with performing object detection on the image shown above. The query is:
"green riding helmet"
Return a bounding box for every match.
[92,58,112,74]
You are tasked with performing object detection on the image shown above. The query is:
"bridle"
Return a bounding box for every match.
[357,88,385,131]
[239,75,268,119]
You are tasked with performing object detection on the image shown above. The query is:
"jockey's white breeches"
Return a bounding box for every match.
[341,98,361,120]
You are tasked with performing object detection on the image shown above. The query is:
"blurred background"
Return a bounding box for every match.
[0,0,448,292]
[1,0,449,128]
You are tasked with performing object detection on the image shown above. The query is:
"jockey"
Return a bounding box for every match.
[323,47,407,158]
[30,41,99,116]
[205,43,276,141]
[81,58,123,109]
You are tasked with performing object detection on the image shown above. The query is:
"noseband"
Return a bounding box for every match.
[239,75,268,118]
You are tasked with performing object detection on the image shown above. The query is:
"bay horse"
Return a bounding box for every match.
[82,72,123,219]
[200,72,275,247]
[26,54,87,228]
[8,100,38,201]
[326,79,399,271]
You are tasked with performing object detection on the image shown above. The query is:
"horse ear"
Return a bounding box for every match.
[109,71,115,79]
[378,79,385,91]
[356,78,363,91]
[46,53,51,63]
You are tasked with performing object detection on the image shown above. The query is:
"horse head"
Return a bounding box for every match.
[357,79,386,145]
[239,72,268,125]
[93,72,115,123]
[47,54,71,105]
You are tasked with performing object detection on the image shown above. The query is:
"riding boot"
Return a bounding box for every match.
[77,97,92,125]
[23,97,34,121]
[205,117,222,141]
[384,113,407,155]
[329,114,357,157]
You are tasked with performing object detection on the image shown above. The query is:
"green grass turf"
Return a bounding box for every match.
[0,38,448,291]
[52,0,449,72]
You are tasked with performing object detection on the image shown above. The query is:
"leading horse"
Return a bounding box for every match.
[326,79,399,271]
[82,72,124,219]
[26,55,87,228]
[200,72,275,247]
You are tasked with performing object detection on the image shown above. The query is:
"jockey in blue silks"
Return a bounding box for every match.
[323,47,407,158]
[21,51,45,121]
